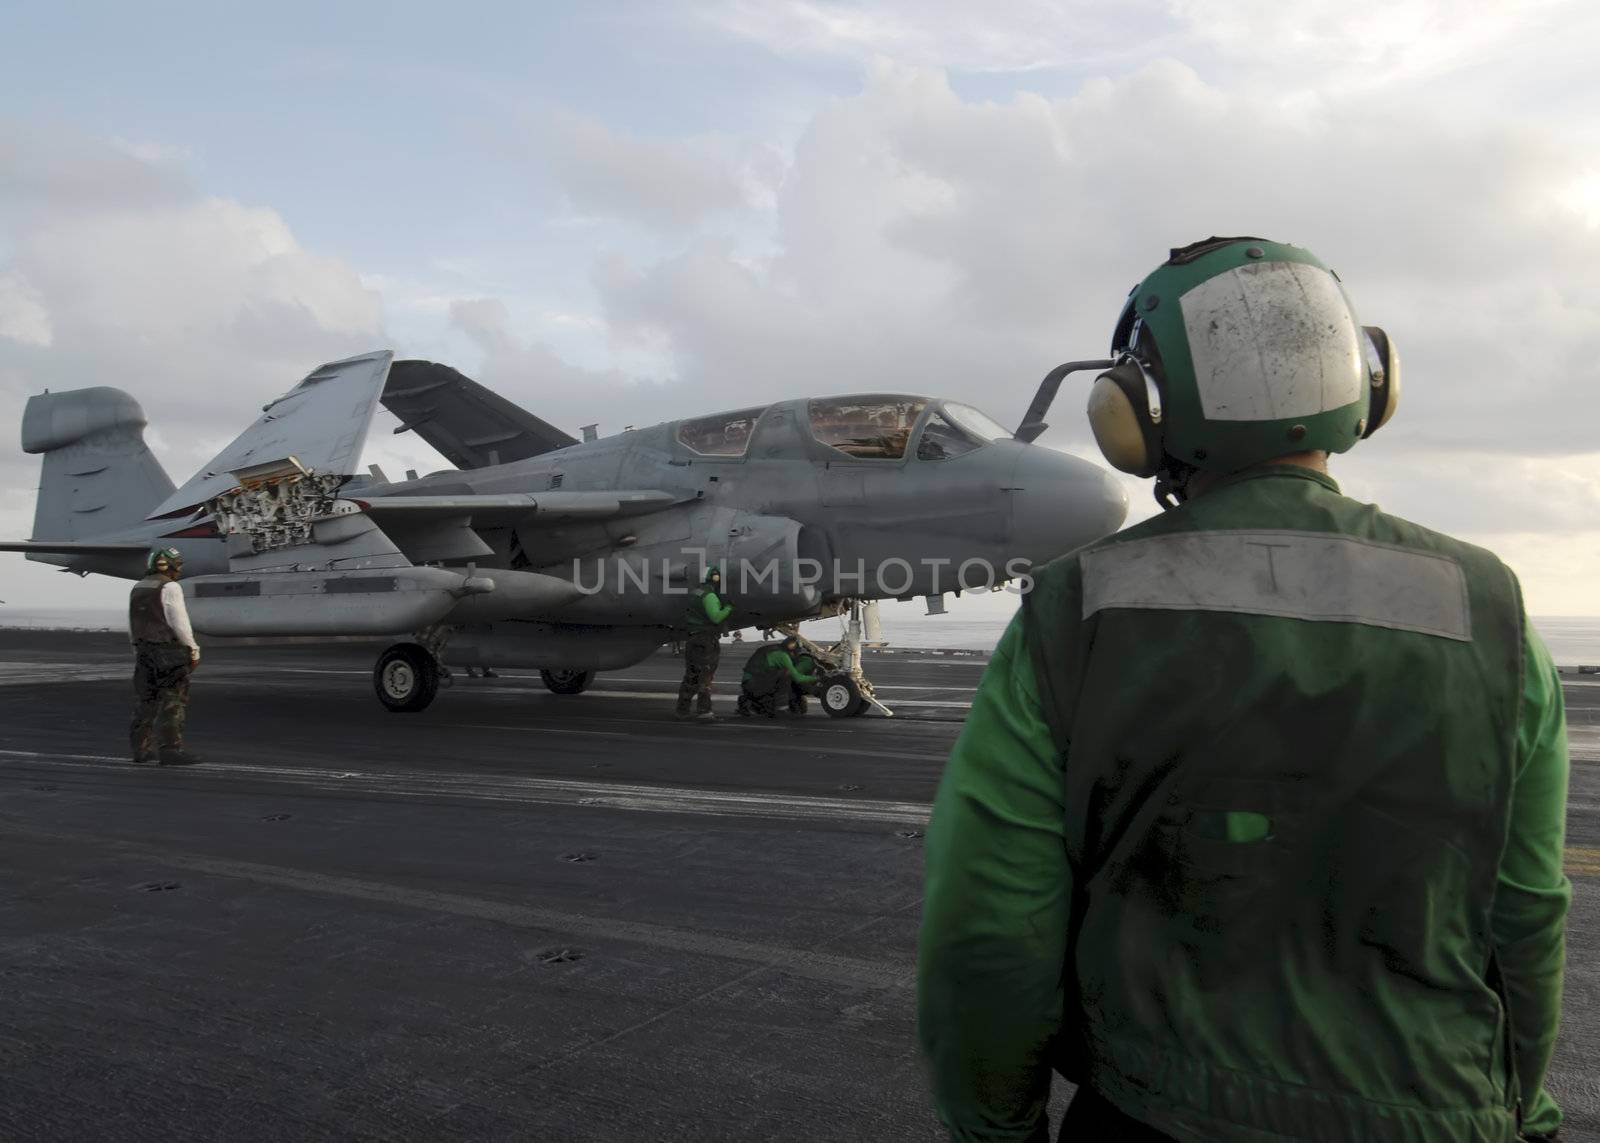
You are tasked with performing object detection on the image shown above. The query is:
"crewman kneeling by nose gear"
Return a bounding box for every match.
[787,649,819,715]
[737,636,819,718]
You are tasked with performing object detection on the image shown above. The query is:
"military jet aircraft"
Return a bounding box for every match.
[2,351,1127,714]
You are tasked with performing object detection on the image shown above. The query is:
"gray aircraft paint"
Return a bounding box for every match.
[5,386,179,578]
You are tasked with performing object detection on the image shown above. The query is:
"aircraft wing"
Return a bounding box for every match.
[0,540,150,554]
[382,361,580,470]
[354,490,678,524]
[146,351,394,519]
[344,490,679,566]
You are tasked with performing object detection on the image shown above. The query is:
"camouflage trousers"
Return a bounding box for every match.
[131,641,191,758]
[676,631,721,714]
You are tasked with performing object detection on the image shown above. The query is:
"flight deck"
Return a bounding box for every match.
[1,629,1595,1141]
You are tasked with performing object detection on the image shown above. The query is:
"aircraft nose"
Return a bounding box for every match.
[1007,445,1128,565]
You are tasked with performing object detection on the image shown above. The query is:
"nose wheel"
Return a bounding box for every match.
[820,674,865,718]
[374,642,440,712]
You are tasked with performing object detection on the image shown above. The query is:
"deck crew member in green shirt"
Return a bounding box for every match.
[736,635,819,718]
[677,566,734,720]
[918,236,1570,1142]
[787,648,819,715]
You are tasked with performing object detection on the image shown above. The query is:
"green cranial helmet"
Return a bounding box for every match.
[147,546,183,574]
[1103,236,1384,479]
[704,566,722,586]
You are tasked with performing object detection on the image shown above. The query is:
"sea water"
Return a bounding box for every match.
[6,606,1600,664]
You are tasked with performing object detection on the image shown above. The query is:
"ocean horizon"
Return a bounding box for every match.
[6,606,1600,666]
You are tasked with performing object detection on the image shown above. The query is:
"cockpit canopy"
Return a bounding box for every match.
[807,396,925,460]
[671,395,1013,460]
[808,396,1011,460]
[675,406,767,457]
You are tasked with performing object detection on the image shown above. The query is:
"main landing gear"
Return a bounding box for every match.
[373,634,598,712]
[539,668,594,695]
[374,642,440,712]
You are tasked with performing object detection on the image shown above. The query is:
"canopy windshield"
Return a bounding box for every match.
[943,403,1010,442]
[917,402,1011,460]
[807,396,927,460]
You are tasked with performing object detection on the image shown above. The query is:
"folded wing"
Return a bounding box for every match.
[382,360,579,470]
[147,351,394,519]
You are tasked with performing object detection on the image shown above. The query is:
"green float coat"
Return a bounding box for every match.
[684,585,733,630]
[918,466,1570,1142]
[742,646,817,690]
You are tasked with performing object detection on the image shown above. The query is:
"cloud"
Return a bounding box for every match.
[696,0,1596,121]
[695,0,1173,74]
[1170,0,1574,95]
[0,273,51,347]
[445,296,673,434]
[588,59,1600,466]
[0,123,191,214]
[0,127,382,434]
[538,110,762,233]
[0,124,387,607]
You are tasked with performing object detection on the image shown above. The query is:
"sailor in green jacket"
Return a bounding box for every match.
[787,649,819,715]
[918,237,1570,1142]
[736,635,819,718]
[677,566,734,720]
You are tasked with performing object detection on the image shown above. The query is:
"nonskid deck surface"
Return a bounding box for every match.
[0,630,1596,1141]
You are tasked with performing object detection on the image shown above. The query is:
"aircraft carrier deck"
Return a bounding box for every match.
[1,629,1596,1142]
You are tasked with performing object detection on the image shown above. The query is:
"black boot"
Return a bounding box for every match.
[158,748,203,766]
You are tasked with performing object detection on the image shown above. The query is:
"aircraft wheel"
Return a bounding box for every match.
[374,643,439,713]
[821,674,864,719]
[540,668,595,695]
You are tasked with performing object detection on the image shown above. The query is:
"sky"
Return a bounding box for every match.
[2,0,1599,623]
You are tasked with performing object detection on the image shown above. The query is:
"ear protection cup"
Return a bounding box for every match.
[1087,359,1163,477]
[1361,326,1401,437]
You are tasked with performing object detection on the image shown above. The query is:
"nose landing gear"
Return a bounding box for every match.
[780,599,892,719]
[820,674,866,718]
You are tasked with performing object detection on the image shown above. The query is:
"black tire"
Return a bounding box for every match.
[820,674,864,719]
[540,668,595,695]
[374,643,440,713]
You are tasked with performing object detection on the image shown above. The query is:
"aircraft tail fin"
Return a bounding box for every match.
[21,387,175,556]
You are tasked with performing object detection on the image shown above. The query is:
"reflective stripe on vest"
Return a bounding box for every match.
[1080,529,1472,641]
